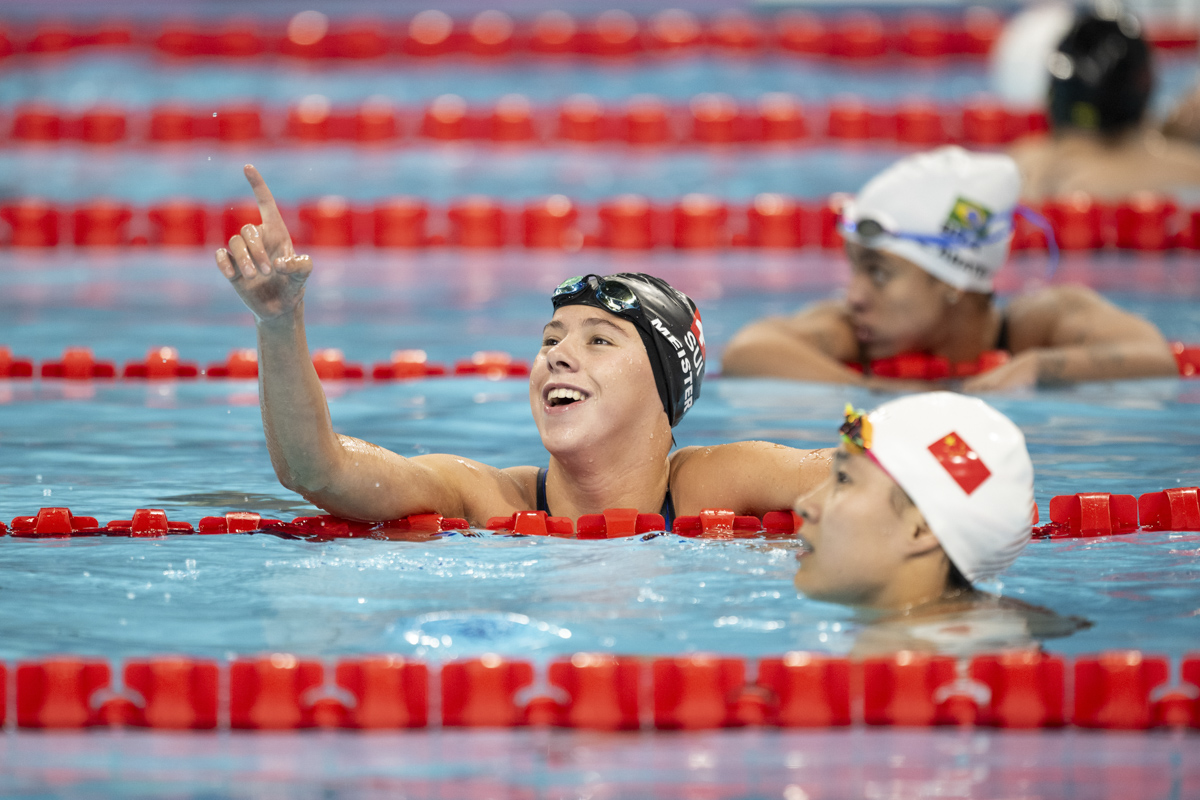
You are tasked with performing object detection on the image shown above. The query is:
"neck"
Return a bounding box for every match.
[544,424,672,518]
[927,296,999,363]
[865,551,960,613]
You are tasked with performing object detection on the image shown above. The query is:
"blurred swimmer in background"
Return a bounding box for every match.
[215,166,831,526]
[792,392,1087,656]
[1000,2,1200,200]
[722,146,1177,389]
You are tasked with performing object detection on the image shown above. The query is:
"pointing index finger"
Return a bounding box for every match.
[243,164,286,232]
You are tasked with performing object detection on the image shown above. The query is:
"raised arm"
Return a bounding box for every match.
[721,302,867,383]
[963,285,1178,391]
[215,166,523,523]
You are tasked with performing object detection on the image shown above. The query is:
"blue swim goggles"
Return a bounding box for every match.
[842,205,1060,278]
[552,275,641,314]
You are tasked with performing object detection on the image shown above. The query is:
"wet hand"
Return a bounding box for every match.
[214,165,312,323]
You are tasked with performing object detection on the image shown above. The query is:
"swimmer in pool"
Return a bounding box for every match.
[792,392,1087,656]
[215,166,830,525]
[721,145,1177,390]
[1008,5,1200,201]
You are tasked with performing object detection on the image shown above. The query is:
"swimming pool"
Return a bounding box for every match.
[2,6,1199,797]
[2,246,1200,795]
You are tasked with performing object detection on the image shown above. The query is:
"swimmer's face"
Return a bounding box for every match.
[844,243,954,359]
[792,448,931,608]
[530,304,665,455]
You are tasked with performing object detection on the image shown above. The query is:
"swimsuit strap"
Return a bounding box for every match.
[661,487,675,530]
[994,311,1011,353]
[539,465,675,530]
[536,467,550,514]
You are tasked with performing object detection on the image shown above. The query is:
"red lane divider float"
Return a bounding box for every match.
[1,10,1195,62]
[2,650,1197,731]
[6,490,1197,546]
[0,346,34,378]
[1034,487,1200,538]
[7,344,1198,383]
[847,350,1011,381]
[2,95,1053,148]
[8,192,1200,256]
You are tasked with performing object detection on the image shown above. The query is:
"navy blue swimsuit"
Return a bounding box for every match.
[536,467,675,530]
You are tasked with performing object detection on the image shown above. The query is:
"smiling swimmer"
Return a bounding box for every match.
[793,391,1087,655]
[214,166,831,525]
[722,145,1177,390]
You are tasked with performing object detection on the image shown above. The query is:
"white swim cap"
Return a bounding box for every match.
[845,391,1034,583]
[841,146,1021,292]
[989,3,1075,106]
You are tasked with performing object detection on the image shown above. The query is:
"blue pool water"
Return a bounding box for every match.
[2,17,1199,797]
[1,248,1198,666]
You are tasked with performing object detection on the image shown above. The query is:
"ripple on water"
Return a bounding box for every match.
[394,610,572,660]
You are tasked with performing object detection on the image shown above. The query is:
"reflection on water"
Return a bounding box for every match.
[847,595,1091,658]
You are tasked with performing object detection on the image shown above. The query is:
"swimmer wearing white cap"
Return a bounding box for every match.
[793,392,1086,652]
[214,166,831,525]
[724,145,1177,390]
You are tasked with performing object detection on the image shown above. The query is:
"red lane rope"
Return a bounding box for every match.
[1,11,1196,61]
[4,649,1199,731]
[3,191,1200,253]
[3,343,1198,382]
[2,487,1198,541]
[2,96,1050,147]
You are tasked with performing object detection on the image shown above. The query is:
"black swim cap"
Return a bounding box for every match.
[1048,7,1152,136]
[550,273,705,427]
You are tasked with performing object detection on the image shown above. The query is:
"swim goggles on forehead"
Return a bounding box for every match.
[552,275,641,314]
[842,205,1060,278]
[839,404,873,455]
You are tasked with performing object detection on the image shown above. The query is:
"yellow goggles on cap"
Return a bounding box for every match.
[839,404,873,454]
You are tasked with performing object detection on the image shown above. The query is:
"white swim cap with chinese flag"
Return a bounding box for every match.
[841,145,1021,293]
[864,391,1034,583]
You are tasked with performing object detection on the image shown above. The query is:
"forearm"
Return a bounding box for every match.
[1033,340,1179,385]
[256,303,347,493]
[721,326,864,383]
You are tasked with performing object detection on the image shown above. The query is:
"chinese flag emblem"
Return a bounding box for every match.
[927,432,991,495]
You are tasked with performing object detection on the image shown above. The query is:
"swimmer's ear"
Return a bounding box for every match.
[903,509,942,556]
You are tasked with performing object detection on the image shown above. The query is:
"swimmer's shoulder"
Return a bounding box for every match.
[1004,284,1109,349]
[668,442,833,515]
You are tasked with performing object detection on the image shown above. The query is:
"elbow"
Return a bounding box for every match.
[275,466,325,497]
[721,328,772,377]
[270,451,339,497]
[720,340,752,376]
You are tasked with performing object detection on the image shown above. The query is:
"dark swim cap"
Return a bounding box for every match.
[1048,8,1152,136]
[550,273,706,427]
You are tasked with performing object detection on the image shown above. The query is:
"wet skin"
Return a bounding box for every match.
[792,448,948,610]
[214,164,833,525]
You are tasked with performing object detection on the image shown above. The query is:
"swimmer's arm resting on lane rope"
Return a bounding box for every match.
[721,302,934,390]
[962,286,1178,391]
[214,165,524,524]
